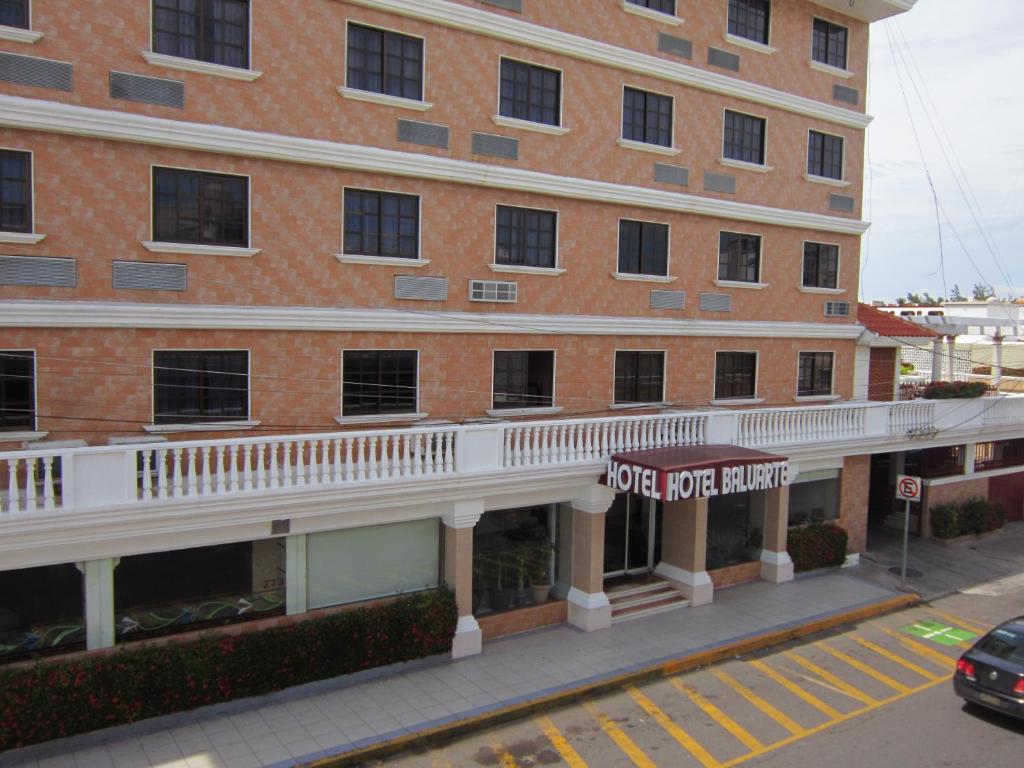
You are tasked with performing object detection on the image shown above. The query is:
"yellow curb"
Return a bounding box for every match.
[302,592,919,768]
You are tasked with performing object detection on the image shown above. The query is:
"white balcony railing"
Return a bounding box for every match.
[737,404,867,447]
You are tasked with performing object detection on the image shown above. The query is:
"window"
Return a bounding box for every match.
[495,205,557,268]
[617,220,668,277]
[626,0,676,15]
[807,130,844,180]
[493,351,554,410]
[153,350,248,424]
[0,351,33,430]
[718,232,761,283]
[153,167,247,247]
[499,58,561,127]
[346,23,424,102]
[342,350,418,417]
[714,352,756,400]
[798,352,834,397]
[812,18,848,70]
[788,471,840,525]
[153,0,250,69]
[343,189,419,259]
[0,0,28,29]
[728,0,771,45]
[0,150,31,233]
[802,242,839,289]
[622,87,673,148]
[723,110,766,165]
[615,351,665,404]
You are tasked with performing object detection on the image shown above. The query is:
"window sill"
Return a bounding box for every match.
[490,264,565,276]
[803,173,850,188]
[486,406,563,417]
[794,394,841,402]
[609,402,670,410]
[0,231,46,245]
[808,60,855,79]
[490,114,570,136]
[799,286,844,295]
[714,279,768,290]
[335,253,431,267]
[710,397,764,406]
[723,33,777,55]
[617,138,681,157]
[143,420,261,434]
[0,431,49,443]
[719,157,774,173]
[0,25,43,44]
[611,272,676,283]
[621,1,684,26]
[337,86,433,112]
[141,241,261,258]
[334,413,429,426]
[141,51,262,81]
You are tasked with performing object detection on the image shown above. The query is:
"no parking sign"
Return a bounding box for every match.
[896,474,922,502]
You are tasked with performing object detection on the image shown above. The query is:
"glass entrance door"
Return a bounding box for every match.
[603,493,658,577]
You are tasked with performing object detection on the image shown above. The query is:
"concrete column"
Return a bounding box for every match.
[963,442,976,475]
[285,534,307,616]
[760,485,795,583]
[994,333,1004,389]
[946,336,957,382]
[443,499,484,658]
[931,337,944,382]
[567,484,616,631]
[77,558,118,650]
[654,497,713,606]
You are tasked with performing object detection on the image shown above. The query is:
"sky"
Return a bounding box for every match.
[860,0,1024,303]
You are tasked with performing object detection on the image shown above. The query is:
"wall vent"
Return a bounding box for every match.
[109,71,184,108]
[395,275,448,301]
[658,33,693,60]
[650,290,686,310]
[828,194,856,213]
[477,0,522,10]
[707,47,740,72]
[699,292,732,312]
[654,163,689,187]
[0,51,72,91]
[0,255,76,287]
[825,300,851,317]
[397,118,449,149]
[833,84,859,105]
[469,279,517,303]
[113,261,187,291]
[472,132,518,160]
[704,171,736,195]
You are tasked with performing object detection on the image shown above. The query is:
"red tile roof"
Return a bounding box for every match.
[857,303,939,338]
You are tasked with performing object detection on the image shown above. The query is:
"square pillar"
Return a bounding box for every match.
[760,485,794,583]
[285,534,307,616]
[655,497,713,606]
[444,500,483,658]
[77,558,117,650]
[567,484,616,631]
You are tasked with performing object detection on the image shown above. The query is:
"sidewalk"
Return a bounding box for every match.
[0,571,904,768]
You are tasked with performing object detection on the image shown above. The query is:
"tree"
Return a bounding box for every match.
[972,283,995,301]
[949,284,965,301]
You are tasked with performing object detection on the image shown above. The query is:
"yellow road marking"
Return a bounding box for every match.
[852,635,943,682]
[784,652,877,707]
[748,659,843,720]
[536,715,588,768]
[926,609,989,636]
[713,670,808,737]
[881,628,958,670]
[816,642,912,694]
[490,741,517,768]
[670,679,765,753]
[583,701,658,768]
[628,686,722,768]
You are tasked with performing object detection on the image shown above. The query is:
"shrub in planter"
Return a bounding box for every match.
[787,522,849,572]
[959,497,989,535]
[985,500,1007,532]
[930,503,960,539]
[930,497,1006,539]
[920,381,988,399]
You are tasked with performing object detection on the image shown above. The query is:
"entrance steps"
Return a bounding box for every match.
[607,577,690,623]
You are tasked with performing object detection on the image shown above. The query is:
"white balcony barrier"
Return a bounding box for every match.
[888,401,936,434]
[737,405,867,447]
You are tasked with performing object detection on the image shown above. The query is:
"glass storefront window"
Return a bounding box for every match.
[788,470,840,526]
[0,564,84,659]
[706,492,765,569]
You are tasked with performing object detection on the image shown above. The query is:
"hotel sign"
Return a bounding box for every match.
[605,457,790,501]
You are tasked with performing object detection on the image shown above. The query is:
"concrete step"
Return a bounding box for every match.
[612,595,691,623]
[608,586,679,611]
[606,579,674,601]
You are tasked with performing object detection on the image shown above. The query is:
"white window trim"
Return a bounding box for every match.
[337,87,434,112]
[796,350,836,399]
[335,254,431,267]
[492,202,561,273]
[807,128,846,183]
[143,420,261,434]
[145,0,259,79]
[150,348,252,428]
[142,241,260,258]
[621,0,684,26]
[794,394,841,402]
[618,138,682,157]
[612,272,677,283]
[334,413,429,426]
[0,146,44,242]
[0,231,45,245]
[0,1,40,43]
[491,114,569,136]
[620,83,678,155]
[608,402,669,410]
[486,406,563,418]
[809,16,852,75]
[712,349,759,403]
[490,264,566,276]
[714,279,768,290]
[723,32,776,55]
[615,216,673,281]
[803,172,850,188]
[800,239,842,292]
[340,348,420,419]
[342,186,423,262]
[719,156,774,173]
[721,107,770,169]
[495,56,567,133]
[490,348,557,414]
[799,286,845,295]
[716,229,764,287]
[4,431,48,442]
[343,19,431,110]
[612,348,667,407]
[710,397,764,406]
[808,59,855,79]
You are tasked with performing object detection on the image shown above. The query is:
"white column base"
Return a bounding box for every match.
[451,615,483,659]
[77,558,117,650]
[655,562,714,606]
[760,550,795,584]
[842,553,861,568]
[567,587,612,631]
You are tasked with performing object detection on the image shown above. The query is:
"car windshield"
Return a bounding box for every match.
[977,627,1024,663]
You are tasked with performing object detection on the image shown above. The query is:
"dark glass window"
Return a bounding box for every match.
[812,18,848,69]
[499,58,561,127]
[798,352,834,397]
[615,351,665,404]
[343,350,418,416]
[724,110,766,165]
[802,242,839,289]
[622,87,673,148]
[0,149,31,233]
[347,23,423,101]
[0,0,28,29]
[344,189,419,259]
[728,0,771,45]
[626,0,676,15]
[714,352,756,400]
[493,351,554,410]
[153,0,250,69]
[618,220,668,276]
[808,130,844,180]
[153,350,248,424]
[495,205,557,268]
[718,232,761,283]
[153,167,247,247]
[0,351,33,430]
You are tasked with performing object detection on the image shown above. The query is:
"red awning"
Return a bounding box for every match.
[610,444,787,473]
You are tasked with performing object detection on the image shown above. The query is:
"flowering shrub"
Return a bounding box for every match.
[787,522,849,572]
[930,497,1005,539]
[920,381,988,399]
[0,589,456,751]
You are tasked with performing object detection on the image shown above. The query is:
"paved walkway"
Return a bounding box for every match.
[1,572,895,768]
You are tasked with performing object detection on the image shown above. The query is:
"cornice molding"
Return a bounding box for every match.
[0,95,869,235]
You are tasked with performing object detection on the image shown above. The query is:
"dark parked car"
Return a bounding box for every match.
[953,615,1024,720]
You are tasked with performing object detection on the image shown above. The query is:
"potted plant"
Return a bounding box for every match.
[527,537,555,605]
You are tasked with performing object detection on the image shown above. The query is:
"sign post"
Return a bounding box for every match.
[895,474,922,588]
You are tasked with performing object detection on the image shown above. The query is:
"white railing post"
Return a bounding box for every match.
[704,411,739,444]
[455,423,505,473]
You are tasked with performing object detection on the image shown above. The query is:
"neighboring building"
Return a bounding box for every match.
[854,303,938,401]
[11,0,1023,668]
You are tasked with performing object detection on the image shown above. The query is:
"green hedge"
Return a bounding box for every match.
[0,588,457,751]
[920,381,988,399]
[930,497,1006,539]
[787,522,849,572]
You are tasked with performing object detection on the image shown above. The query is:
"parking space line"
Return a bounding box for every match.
[536,715,588,768]
[881,628,958,669]
[816,642,912,694]
[926,609,989,636]
[784,652,877,706]
[851,635,943,682]
[490,741,518,768]
[583,700,658,768]
[713,670,808,737]
[747,660,843,720]
[628,687,723,768]
[670,679,765,753]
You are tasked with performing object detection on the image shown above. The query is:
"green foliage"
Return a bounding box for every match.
[972,283,995,301]
[930,497,1006,539]
[786,522,849,572]
[920,381,988,399]
[0,589,457,751]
